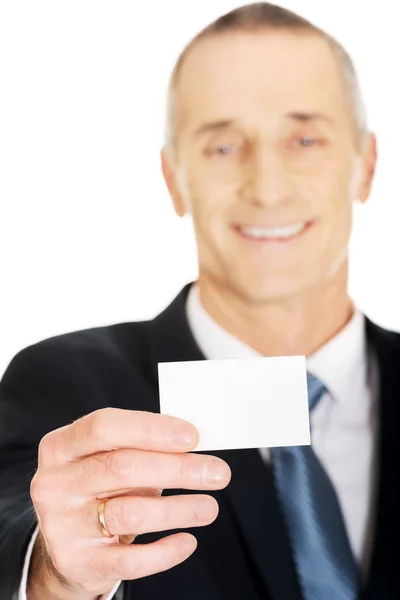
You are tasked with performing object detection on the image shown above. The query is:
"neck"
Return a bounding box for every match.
[197,266,354,357]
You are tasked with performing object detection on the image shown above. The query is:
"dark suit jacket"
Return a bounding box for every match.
[0,284,399,599]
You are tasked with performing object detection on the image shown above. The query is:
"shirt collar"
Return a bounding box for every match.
[186,283,368,405]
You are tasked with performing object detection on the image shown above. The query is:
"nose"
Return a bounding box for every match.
[238,148,295,208]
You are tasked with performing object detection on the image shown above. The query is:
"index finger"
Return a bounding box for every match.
[40,409,199,466]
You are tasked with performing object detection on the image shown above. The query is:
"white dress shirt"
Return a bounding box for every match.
[186,283,379,579]
[17,284,379,598]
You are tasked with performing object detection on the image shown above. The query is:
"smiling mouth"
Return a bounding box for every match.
[233,221,313,242]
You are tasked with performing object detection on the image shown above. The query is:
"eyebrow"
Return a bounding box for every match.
[194,120,235,138]
[286,112,334,125]
[193,112,334,138]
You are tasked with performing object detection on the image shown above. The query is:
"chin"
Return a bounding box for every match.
[231,280,301,304]
[229,266,322,303]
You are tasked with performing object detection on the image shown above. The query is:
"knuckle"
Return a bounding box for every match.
[85,410,109,444]
[106,497,149,536]
[103,552,131,581]
[30,470,60,508]
[178,454,193,481]
[124,498,150,533]
[104,450,135,482]
[29,474,42,503]
[153,500,172,530]
[81,452,105,481]
[38,431,56,462]
[30,472,52,508]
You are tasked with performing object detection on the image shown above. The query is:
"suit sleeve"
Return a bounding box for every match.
[0,340,96,600]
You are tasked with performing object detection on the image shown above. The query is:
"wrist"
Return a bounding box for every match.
[26,532,100,600]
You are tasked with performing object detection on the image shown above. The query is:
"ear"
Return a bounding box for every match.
[160,147,187,217]
[358,133,378,204]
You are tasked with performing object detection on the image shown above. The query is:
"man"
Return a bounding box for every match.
[0,2,398,599]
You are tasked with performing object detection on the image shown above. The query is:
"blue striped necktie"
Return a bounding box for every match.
[272,372,358,600]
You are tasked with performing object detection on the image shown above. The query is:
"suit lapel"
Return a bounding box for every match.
[361,320,400,599]
[214,447,302,599]
[148,284,302,599]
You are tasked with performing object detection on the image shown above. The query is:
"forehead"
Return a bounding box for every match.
[175,31,350,130]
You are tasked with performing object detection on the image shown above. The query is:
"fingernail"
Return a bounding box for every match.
[196,498,218,521]
[171,423,196,448]
[202,461,230,485]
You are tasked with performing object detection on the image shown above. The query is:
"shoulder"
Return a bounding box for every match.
[3,319,152,379]
[0,320,158,435]
[366,318,400,353]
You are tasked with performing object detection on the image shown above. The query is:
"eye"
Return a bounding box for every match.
[299,136,316,147]
[205,139,247,160]
[214,144,234,155]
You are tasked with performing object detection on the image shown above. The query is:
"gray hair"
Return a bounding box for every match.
[164,2,368,152]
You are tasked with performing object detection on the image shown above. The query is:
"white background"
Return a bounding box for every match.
[0,0,399,377]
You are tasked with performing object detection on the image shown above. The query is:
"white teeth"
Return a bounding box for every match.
[239,223,307,239]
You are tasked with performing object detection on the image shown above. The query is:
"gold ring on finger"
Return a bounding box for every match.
[97,498,114,539]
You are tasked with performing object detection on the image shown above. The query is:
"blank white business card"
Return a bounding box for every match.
[158,356,310,452]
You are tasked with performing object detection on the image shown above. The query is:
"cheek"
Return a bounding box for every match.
[185,170,235,225]
[319,178,354,259]
[295,161,355,257]
[299,158,355,211]
[326,162,357,225]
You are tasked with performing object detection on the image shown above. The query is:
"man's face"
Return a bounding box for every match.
[163,31,376,303]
